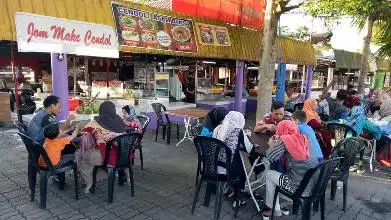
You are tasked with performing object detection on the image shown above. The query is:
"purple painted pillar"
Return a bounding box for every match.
[305,66,314,100]
[235,60,244,113]
[51,53,69,121]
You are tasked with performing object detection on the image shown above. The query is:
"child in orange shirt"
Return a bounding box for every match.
[39,123,82,168]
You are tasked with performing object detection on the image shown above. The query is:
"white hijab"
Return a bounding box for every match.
[213,111,245,140]
[213,111,253,153]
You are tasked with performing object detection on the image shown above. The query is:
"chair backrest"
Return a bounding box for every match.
[151,103,170,124]
[106,133,141,167]
[294,103,304,111]
[331,137,367,175]
[193,136,232,182]
[294,157,343,198]
[17,132,54,170]
[14,121,27,133]
[191,123,204,137]
[137,115,150,135]
[327,123,357,146]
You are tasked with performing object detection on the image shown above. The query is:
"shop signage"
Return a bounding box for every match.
[111,2,197,53]
[15,12,119,58]
[195,23,231,46]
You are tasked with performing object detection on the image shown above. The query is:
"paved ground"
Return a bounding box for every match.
[1,119,391,220]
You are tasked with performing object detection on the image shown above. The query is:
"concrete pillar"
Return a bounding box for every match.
[301,65,306,94]
[51,53,69,121]
[327,67,334,85]
[234,60,244,113]
[305,66,314,100]
[276,63,287,103]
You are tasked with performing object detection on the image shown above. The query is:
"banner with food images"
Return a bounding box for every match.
[111,2,197,53]
[196,23,231,46]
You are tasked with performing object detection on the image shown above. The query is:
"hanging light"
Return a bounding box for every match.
[119,61,123,67]
[99,59,104,67]
[113,61,118,67]
[92,59,96,66]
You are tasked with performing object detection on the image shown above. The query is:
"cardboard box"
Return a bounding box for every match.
[0,92,11,122]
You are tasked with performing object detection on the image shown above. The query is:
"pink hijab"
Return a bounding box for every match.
[276,120,309,160]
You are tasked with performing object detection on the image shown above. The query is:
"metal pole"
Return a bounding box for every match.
[11,43,20,109]
[106,59,109,99]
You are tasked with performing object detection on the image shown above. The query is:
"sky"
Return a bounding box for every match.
[280,13,366,53]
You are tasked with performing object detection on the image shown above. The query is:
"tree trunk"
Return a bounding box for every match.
[357,15,374,94]
[256,0,278,120]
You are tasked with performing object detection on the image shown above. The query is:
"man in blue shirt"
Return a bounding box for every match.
[26,95,75,189]
[292,111,324,162]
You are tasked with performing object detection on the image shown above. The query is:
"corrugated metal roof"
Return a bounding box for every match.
[0,0,317,64]
[376,59,391,71]
[333,49,362,69]
[276,38,317,66]
[146,0,172,11]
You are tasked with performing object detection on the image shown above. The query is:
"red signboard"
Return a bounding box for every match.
[171,0,265,30]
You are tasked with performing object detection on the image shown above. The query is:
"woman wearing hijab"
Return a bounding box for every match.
[303,99,333,158]
[78,101,126,192]
[343,106,380,138]
[213,111,257,206]
[369,98,391,168]
[262,120,319,217]
[201,107,228,137]
[373,98,391,123]
[122,105,142,133]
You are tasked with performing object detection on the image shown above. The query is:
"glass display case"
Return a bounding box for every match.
[91,81,108,99]
[154,72,170,98]
[108,80,124,98]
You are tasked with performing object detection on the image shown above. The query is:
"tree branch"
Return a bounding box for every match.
[278,2,304,15]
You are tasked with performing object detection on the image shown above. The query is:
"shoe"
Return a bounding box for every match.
[84,185,92,194]
[262,208,281,217]
[281,207,289,215]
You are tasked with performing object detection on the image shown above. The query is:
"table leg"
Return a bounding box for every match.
[176,116,192,147]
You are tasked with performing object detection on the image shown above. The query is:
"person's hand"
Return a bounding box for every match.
[267,124,277,132]
[67,114,76,121]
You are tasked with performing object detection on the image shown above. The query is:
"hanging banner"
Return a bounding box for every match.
[15,12,119,58]
[195,23,231,46]
[111,2,197,53]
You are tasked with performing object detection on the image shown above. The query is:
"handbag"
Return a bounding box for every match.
[77,134,102,166]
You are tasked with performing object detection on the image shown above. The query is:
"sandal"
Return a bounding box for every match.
[224,186,234,198]
[232,199,247,209]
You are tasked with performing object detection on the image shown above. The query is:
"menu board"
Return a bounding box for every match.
[196,23,231,46]
[111,2,197,53]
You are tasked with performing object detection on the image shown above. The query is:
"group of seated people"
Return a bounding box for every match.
[26,95,143,193]
[198,85,391,217]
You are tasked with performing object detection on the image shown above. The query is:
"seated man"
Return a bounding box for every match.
[27,95,75,145]
[254,101,292,135]
[329,89,349,120]
[291,111,324,162]
[26,95,75,189]
[285,85,302,111]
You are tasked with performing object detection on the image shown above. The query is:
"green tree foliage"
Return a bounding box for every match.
[305,0,391,93]
[279,25,310,41]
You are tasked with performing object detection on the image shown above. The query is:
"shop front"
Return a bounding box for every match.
[1,0,262,126]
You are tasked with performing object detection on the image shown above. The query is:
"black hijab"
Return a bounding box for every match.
[94,101,126,133]
[203,107,228,131]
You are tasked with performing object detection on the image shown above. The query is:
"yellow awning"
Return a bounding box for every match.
[376,59,391,71]
[0,0,316,65]
[276,38,317,65]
